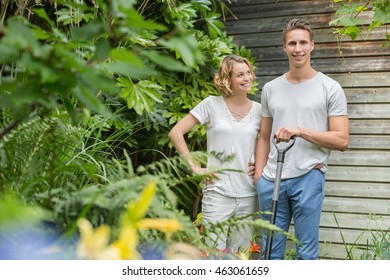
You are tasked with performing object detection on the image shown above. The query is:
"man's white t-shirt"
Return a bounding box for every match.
[261,72,348,180]
[190,95,262,197]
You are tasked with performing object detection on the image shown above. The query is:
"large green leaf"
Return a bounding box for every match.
[118,78,163,115]
[171,3,197,22]
[104,62,156,80]
[142,50,191,72]
[70,20,106,42]
[373,4,390,24]
[72,86,110,116]
[55,7,94,26]
[121,8,167,31]
[33,8,55,29]
[205,14,225,39]
[1,18,39,53]
[158,34,204,69]
[109,49,144,66]
[0,44,20,63]
[19,53,59,83]
[93,37,111,61]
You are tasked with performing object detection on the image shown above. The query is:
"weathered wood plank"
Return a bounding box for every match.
[347,135,390,150]
[256,61,292,76]
[326,166,390,183]
[320,228,375,247]
[349,120,390,135]
[226,0,335,20]
[318,243,366,260]
[290,230,375,251]
[312,41,390,58]
[257,73,390,88]
[344,88,390,104]
[224,14,332,34]
[322,196,390,215]
[227,0,373,28]
[225,3,380,31]
[347,104,390,119]
[320,212,390,230]
[285,240,367,260]
[255,57,390,75]
[325,181,390,199]
[227,0,301,6]
[290,227,378,246]
[229,0,316,7]
[314,57,390,74]
[328,150,390,166]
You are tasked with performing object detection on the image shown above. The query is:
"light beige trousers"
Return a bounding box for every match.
[201,189,259,253]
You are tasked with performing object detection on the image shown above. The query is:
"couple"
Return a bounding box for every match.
[168,19,349,260]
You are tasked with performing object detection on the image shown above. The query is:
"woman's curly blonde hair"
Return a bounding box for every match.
[214,54,256,97]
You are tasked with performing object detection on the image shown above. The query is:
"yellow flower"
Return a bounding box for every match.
[137,218,183,233]
[124,181,156,225]
[137,218,183,240]
[76,218,119,260]
[75,180,183,260]
[112,226,141,260]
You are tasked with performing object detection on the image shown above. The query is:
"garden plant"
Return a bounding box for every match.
[1,0,389,260]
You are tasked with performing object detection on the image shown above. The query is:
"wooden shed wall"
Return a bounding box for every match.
[222,0,390,259]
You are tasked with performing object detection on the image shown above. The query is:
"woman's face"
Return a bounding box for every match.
[230,62,253,94]
[283,29,314,69]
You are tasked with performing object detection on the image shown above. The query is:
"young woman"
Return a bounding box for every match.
[168,55,262,252]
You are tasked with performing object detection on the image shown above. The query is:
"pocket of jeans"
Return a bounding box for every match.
[255,176,263,193]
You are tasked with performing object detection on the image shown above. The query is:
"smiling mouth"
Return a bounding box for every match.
[293,54,304,59]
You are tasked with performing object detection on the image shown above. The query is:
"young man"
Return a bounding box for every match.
[254,19,349,259]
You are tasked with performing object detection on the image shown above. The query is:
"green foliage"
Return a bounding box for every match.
[202,212,299,246]
[330,0,390,46]
[0,195,49,228]
[0,0,261,259]
[0,0,257,157]
[118,78,164,115]
[0,107,202,238]
[359,229,390,259]
[332,213,390,260]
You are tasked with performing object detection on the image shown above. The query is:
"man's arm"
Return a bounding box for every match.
[254,117,273,183]
[274,115,349,151]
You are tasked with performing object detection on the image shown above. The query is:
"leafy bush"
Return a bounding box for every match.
[330,0,390,47]
[0,1,263,259]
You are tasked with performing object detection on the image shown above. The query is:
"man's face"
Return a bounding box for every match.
[283,29,314,69]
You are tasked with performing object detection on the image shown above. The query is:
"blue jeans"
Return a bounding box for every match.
[256,169,325,260]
